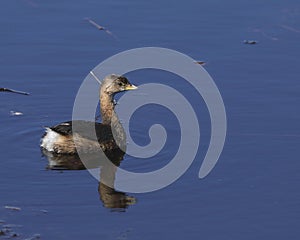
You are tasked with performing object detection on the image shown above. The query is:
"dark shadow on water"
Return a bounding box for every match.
[41,148,136,211]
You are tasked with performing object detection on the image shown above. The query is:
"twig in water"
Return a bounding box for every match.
[84,18,117,39]
[194,61,206,66]
[0,88,30,95]
[4,206,21,211]
[243,40,258,44]
[10,111,24,116]
[90,71,102,84]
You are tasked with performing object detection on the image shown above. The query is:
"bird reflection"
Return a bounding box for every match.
[98,149,136,211]
[42,148,136,211]
[41,74,137,210]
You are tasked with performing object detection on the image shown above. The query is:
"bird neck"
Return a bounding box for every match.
[100,91,127,151]
[100,92,116,125]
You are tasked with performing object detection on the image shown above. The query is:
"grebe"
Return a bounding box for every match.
[40,74,137,154]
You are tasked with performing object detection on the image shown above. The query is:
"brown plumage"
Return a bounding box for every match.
[40,74,137,154]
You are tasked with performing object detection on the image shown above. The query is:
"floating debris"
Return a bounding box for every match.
[84,18,117,39]
[0,227,12,236]
[9,232,19,238]
[243,40,258,44]
[1,223,21,238]
[0,88,30,95]
[194,61,206,66]
[10,111,24,116]
[90,71,102,84]
[4,206,21,211]
[40,209,48,214]
[2,224,22,229]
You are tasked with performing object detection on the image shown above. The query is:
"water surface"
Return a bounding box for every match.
[0,0,300,239]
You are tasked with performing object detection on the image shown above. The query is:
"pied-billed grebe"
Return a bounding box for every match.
[40,74,137,154]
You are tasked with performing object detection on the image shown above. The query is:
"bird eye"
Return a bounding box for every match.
[118,82,123,86]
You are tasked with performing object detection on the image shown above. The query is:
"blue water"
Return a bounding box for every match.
[1,0,300,239]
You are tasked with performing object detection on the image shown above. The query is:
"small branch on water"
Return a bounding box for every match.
[0,88,30,95]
